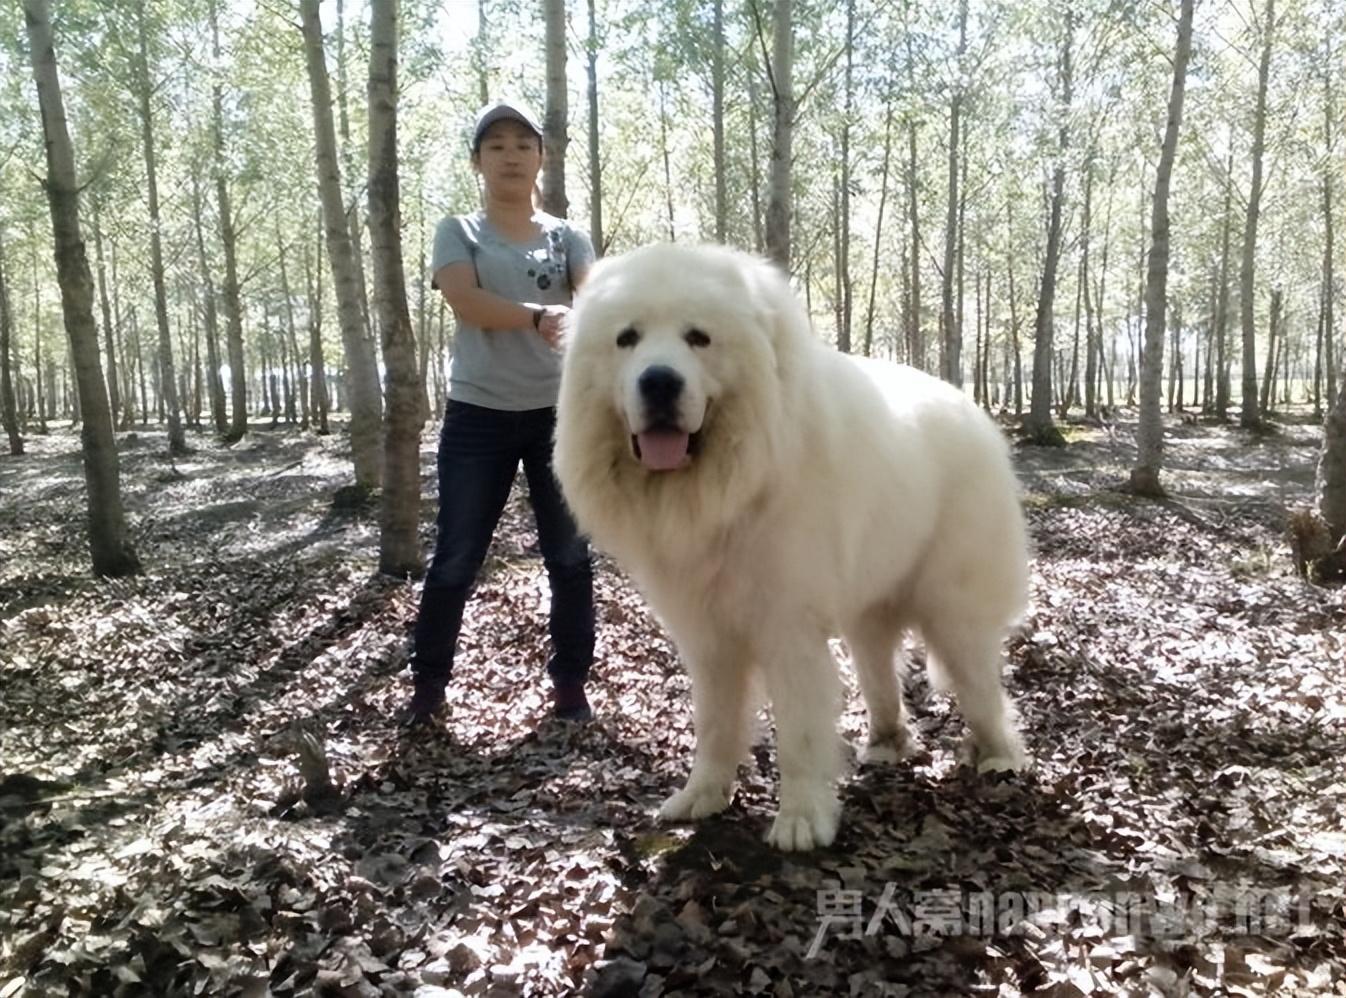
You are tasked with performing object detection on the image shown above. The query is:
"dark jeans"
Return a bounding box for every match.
[412,400,594,691]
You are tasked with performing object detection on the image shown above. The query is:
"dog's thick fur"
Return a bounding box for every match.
[554,244,1029,850]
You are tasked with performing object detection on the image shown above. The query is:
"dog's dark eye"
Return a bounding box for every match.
[685,328,711,348]
[616,327,640,348]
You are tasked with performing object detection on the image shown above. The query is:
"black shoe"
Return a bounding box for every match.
[553,683,593,723]
[401,683,446,728]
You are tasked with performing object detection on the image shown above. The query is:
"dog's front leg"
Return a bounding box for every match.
[658,632,753,823]
[762,635,844,851]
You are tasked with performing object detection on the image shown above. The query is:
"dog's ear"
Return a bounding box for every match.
[574,254,617,308]
[740,252,814,383]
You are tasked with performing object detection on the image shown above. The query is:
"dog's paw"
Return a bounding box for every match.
[658,781,732,822]
[977,751,1029,774]
[961,735,1029,773]
[765,789,840,851]
[860,730,921,766]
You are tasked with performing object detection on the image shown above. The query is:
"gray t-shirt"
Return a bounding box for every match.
[431,211,595,411]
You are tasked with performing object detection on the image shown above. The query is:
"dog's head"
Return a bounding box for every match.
[560,243,809,466]
[554,243,816,550]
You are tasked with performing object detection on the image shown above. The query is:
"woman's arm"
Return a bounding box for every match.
[570,257,591,291]
[434,261,539,331]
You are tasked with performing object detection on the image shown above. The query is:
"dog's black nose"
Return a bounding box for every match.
[638,365,684,410]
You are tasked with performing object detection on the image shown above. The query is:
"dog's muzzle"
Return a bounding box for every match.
[638,365,684,420]
[631,365,699,472]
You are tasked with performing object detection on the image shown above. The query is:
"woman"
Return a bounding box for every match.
[406,100,595,726]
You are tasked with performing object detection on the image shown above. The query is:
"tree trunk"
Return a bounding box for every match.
[658,81,675,241]
[831,174,843,348]
[188,308,202,427]
[1077,151,1100,419]
[1192,310,1202,409]
[1168,301,1182,411]
[109,240,132,428]
[542,0,569,218]
[764,0,793,269]
[586,0,604,252]
[136,3,187,455]
[305,217,330,435]
[1064,255,1082,417]
[1094,171,1116,416]
[863,103,894,358]
[189,174,228,434]
[905,142,925,366]
[1279,304,1293,406]
[208,0,247,442]
[955,131,967,387]
[1024,10,1073,446]
[1323,119,1337,412]
[748,64,769,250]
[282,308,296,422]
[1128,0,1192,496]
[25,0,140,576]
[974,267,984,406]
[1082,167,1100,419]
[1006,201,1024,417]
[1239,0,1275,430]
[1316,372,1346,572]
[277,225,310,429]
[301,0,383,487]
[1213,145,1234,418]
[836,0,854,353]
[335,0,374,348]
[747,65,763,254]
[30,233,47,434]
[1260,287,1281,416]
[472,0,490,104]
[368,0,426,577]
[1131,172,1147,407]
[1204,268,1217,411]
[711,0,725,244]
[981,270,992,408]
[1315,272,1327,418]
[91,199,120,426]
[131,309,146,427]
[905,33,923,370]
[939,0,968,384]
[0,232,23,455]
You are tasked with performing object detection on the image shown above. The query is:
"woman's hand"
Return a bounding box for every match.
[536,305,570,348]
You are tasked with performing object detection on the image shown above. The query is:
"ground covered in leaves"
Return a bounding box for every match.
[1,412,1343,997]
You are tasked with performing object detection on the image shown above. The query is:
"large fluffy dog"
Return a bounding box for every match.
[553,244,1029,851]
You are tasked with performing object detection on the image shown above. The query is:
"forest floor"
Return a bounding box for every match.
[1,409,1344,998]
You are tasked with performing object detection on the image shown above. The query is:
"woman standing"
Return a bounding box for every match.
[406,100,595,726]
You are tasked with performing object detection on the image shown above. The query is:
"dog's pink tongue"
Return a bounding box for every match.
[637,430,690,471]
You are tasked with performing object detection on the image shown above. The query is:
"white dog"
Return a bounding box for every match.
[553,244,1029,851]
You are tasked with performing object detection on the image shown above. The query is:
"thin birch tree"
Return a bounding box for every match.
[542,0,569,218]
[0,232,22,455]
[134,1,187,455]
[368,0,425,575]
[1023,8,1074,446]
[1239,0,1275,430]
[24,0,141,576]
[300,0,383,488]
[763,0,793,269]
[1129,0,1195,496]
[939,0,969,385]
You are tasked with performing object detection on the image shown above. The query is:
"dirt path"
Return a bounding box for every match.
[1,414,1342,996]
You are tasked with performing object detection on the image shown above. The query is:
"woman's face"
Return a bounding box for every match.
[474,120,543,199]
